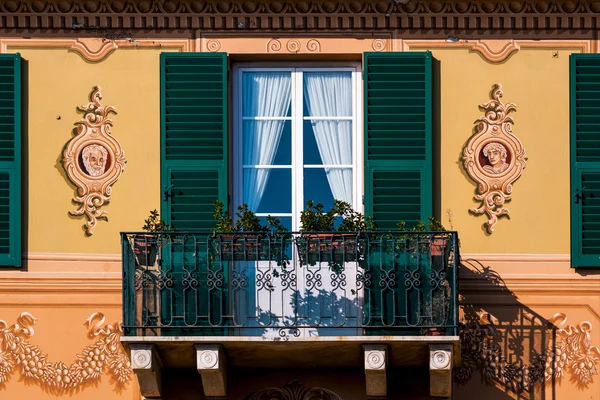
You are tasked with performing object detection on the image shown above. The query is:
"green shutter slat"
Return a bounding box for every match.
[364,52,433,230]
[161,53,228,231]
[571,54,600,267]
[0,53,20,267]
[162,53,227,163]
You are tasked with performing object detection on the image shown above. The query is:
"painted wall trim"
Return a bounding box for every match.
[402,39,593,62]
[0,38,191,62]
[461,253,570,262]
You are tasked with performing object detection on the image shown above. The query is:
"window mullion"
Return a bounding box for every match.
[292,69,304,231]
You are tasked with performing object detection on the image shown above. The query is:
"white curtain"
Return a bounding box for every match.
[304,72,353,204]
[242,72,291,211]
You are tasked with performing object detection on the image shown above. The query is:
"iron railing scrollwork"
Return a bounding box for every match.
[121,231,459,337]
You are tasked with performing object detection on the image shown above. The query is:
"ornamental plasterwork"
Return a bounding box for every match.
[62,86,126,235]
[456,312,600,391]
[2,1,600,31]
[247,380,342,400]
[462,84,527,234]
[0,312,132,393]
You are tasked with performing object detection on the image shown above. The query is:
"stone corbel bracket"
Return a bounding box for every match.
[364,344,387,398]
[462,84,527,234]
[130,344,163,398]
[430,344,453,398]
[62,86,126,235]
[196,344,227,398]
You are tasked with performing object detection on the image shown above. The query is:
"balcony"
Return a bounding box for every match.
[121,231,460,398]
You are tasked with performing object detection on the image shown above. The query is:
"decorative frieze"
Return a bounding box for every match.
[0,312,132,394]
[2,1,600,32]
[456,312,600,392]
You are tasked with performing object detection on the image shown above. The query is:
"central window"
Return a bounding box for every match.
[233,65,362,229]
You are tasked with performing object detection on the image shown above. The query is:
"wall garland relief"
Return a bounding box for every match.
[0,312,132,393]
[462,84,527,234]
[456,312,600,390]
[62,86,126,235]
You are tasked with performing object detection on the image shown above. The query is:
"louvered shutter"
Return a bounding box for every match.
[160,53,228,230]
[0,54,21,267]
[160,53,229,335]
[571,54,600,268]
[364,52,433,229]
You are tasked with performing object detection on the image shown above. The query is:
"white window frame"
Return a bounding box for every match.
[232,63,363,230]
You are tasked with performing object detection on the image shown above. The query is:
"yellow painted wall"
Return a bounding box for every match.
[432,48,577,254]
[17,47,174,254]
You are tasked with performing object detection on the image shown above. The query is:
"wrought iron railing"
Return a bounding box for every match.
[122,231,459,337]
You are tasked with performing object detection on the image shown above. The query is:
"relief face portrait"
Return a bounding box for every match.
[80,144,109,177]
[480,142,510,174]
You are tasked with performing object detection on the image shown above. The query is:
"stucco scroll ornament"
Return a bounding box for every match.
[0,312,132,393]
[462,84,527,234]
[62,86,126,235]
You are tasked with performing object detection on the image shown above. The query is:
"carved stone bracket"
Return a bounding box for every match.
[196,344,227,399]
[430,344,453,398]
[462,84,527,234]
[247,380,342,400]
[62,86,126,235]
[363,344,387,398]
[130,344,163,399]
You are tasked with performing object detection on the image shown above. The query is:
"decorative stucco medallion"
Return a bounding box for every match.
[62,86,126,235]
[462,84,527,234]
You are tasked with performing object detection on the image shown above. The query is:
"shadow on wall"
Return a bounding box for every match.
[456,259,600,400]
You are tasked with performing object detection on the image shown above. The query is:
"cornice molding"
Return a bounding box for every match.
[2,1,600,32]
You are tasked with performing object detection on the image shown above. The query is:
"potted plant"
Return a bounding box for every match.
[133,209,172,266]
[212,201,290,266]
[396,216,448,256]
[296,200,375,272]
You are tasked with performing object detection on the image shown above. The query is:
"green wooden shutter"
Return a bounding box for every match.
[571,54,600,268]
[160,53,229,335]
[364,52,433,230]
[0,54,21,267]
[160,53,228,230]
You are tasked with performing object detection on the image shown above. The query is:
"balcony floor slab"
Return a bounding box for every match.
[122,336,460,369]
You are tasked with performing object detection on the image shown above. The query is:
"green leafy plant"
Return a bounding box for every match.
[212,201,290,269]
[142,209,173,232]
[213,201,288,233]
[297,199,375,273]
[299,199,376,232]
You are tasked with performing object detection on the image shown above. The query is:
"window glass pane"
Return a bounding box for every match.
[258,216,292,232]
[244,168,292,213]
[244,120,291,165]
[303,71,352,117]
[303,120,352,165]
[242,72,292,117]
[304,168,353,208]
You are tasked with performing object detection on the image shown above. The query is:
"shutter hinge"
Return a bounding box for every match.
[362,195,364,205]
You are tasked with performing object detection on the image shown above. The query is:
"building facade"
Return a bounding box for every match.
[0,1,599,399]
